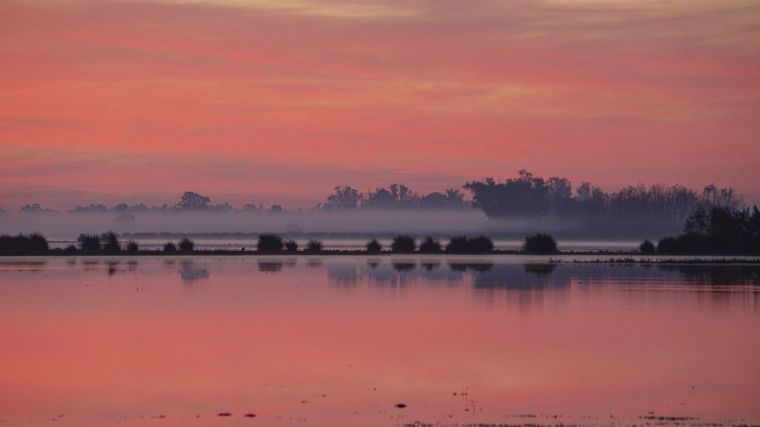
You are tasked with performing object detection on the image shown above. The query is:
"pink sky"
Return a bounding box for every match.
[1,0,759,209]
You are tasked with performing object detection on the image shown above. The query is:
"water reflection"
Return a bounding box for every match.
[0,257,759,426]
[179,261,210,283]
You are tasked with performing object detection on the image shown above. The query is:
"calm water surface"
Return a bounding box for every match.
[1,256,759,426]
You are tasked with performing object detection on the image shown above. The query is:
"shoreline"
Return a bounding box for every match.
[2,250,760,264]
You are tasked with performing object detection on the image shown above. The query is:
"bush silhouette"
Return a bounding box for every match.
[0,233,49,255]
[366,238,382,254]
[444,236,494,254]
[101,232,121,253]
[77,234,101,253]
[656,237,679,254]
[467,236,494,254]
[284,240,298,254]
[305,240,323,254]
[656,205,760,254]
[445,236,469,254]
[391,235,416,253]
[639,240,655,254]
[179,237,195,253]
[418,236,442,254]
[257,234,284,253]
[126,241,139,253]
[163,242,177,253]
[523,233,558,254]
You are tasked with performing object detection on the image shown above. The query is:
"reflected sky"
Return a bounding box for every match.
[0,256,759,427]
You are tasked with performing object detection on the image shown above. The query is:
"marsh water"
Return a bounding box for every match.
[1,256,759,427]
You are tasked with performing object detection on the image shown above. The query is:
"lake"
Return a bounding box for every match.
[1,256,759,426]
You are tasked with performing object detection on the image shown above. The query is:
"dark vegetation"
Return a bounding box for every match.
[445,236,494,254]
[163,242,177,253]
[0,233,49,255]
[15,172,745,244]
[654,206,760,254]
[126,241,140,253]
[465,170,741,222]
[257,234,284,253]
[102,232,121,253]
[523,233,559,255]
[639,240,655,254]
[284,240,298,254]
[305,240,324,254]
[366,238,382,254]
[418,236,443,254]
[178,237,195,253]
[77,234,102,252]
[391,235,417,253]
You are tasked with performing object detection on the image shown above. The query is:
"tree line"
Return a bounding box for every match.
[4,171,745,222]
[641,205,760,255]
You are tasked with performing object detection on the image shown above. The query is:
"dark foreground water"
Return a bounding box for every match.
[1,256,759,427]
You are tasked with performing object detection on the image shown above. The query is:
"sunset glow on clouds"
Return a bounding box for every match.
[1,0,759,208]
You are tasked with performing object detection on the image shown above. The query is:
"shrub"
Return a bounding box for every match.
[163,242,178,253]
[366,238,382,254]
[467,236,494,254]
[444,236,494,254]
[391,235,416,253]
[257,234,284,253]
[418,236,442,254]
[101,231,121,253]
[0,233,49,255]
[305,240,323,254]
[284,240,298,254]
[657,237,678,254]
[445,236,469,254]
[523,233,558,254]
[126,241,139,253]
[639,240,655,254]
[178,237,195,253]
[77,234,101,252]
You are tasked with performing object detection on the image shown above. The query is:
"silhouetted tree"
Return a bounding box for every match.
[257,234,284,253]
[77,234,101,253]
[179,237,195,253]
[71,204,109,213]
[657,237,678,254]
[523,233,558,254]
[176,192,211,210]
[418,189,467,209]
[445,236,469,254]
[284,240,298,254]
[465,170,550,218]
[19,203,56,214]
[240,203,260,212]
[363,184,419,209]
[444,236,494,254]
[464,171,729,225]
[467,236,495,254]
[366,238,382,254]
[305,240,323,254]
[639,240,655,254]
[418,236,442,254]
[324,186,363,210]
[268,205,284,214]
[101,232,121,253]
[656,205,760,254]
[126,241,139,253]
[163,242,177,253]
[0,233,49,255]
[391,235,416,253]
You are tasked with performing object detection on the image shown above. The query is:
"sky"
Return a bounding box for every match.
[1,0,759,209]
